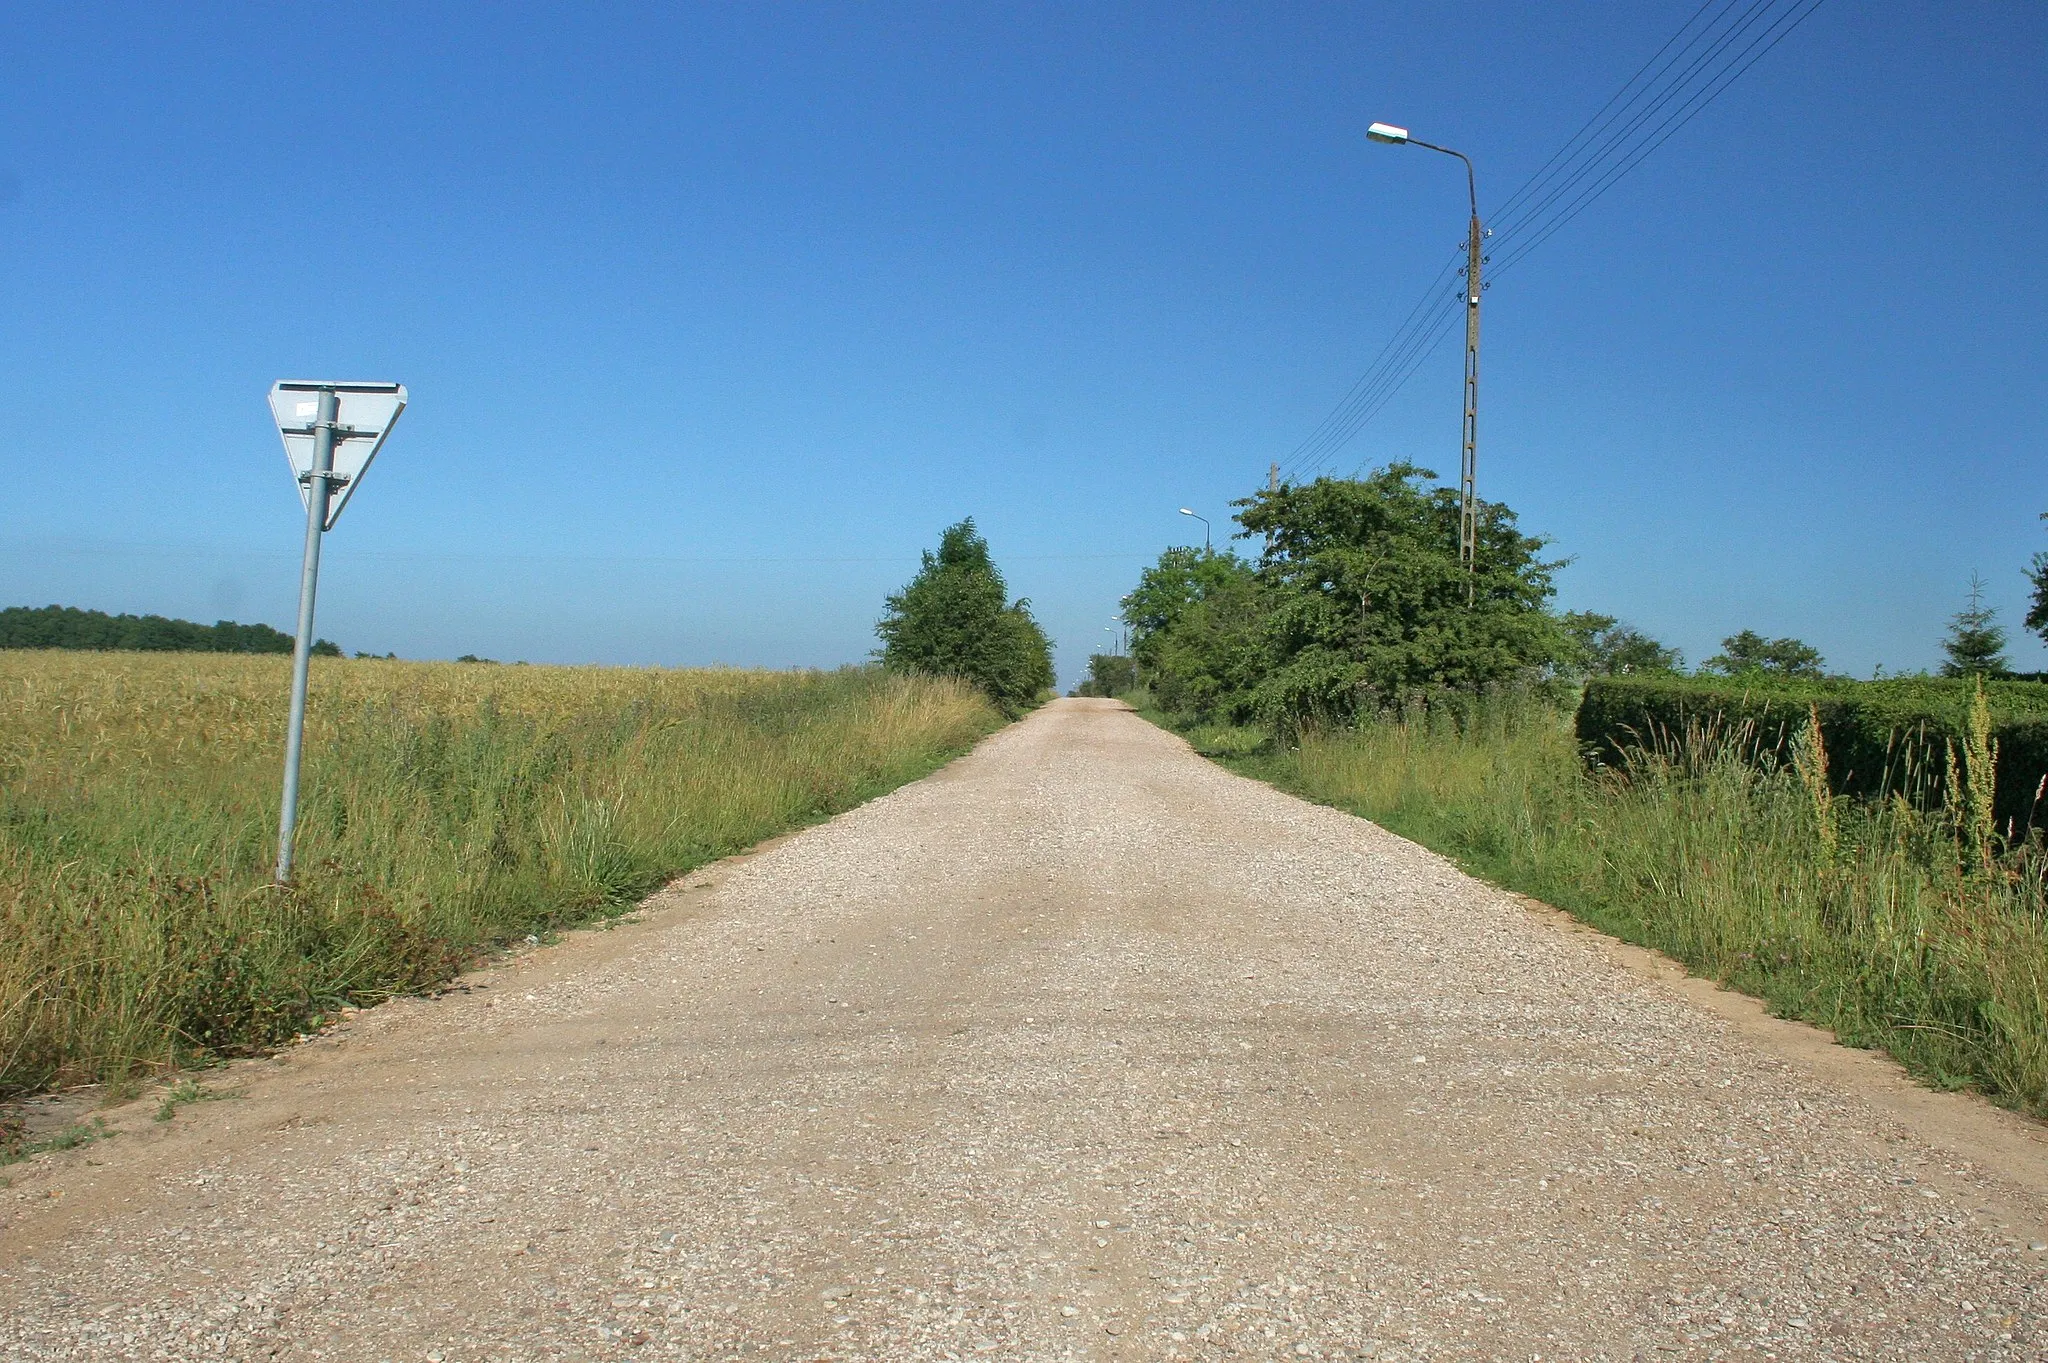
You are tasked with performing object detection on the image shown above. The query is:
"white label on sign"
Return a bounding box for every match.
[269,382,407,530]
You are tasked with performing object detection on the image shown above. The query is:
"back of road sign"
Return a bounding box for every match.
[268,380,408,529]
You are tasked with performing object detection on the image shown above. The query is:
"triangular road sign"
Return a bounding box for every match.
[269,380,407,530]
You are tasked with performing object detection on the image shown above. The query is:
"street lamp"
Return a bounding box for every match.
[1178,507,1210,553]
[1368,120,1485,602]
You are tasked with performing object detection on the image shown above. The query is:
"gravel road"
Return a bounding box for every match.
[5,697,2048,1361]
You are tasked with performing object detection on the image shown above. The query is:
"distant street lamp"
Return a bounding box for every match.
[1178,507,1210,553]
[1367,120,1485,602]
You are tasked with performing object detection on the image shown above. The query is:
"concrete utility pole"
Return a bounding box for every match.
[1456,179,1481,604]
[1265,463,1280,556]
[1368,122,1486,604]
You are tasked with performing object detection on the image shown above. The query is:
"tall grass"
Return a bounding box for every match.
[1206,693,2048,1117]
[0,653,999,1097]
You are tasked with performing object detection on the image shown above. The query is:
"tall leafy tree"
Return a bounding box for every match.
[1074,653,1136,698]
[1700,630,1826,679]
[1233,464,1568,727]
[1559,611,1683,676]
[1134,553,1269,719]
[1123,548,1268,718]
[1122,546,1256,646]
[1941,574,2011,677]
[876,519,1053,716]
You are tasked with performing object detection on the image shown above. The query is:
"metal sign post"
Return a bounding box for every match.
[268,379,407,883]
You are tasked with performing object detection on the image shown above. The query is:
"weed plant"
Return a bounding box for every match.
[1203,689,2048,1116]
[0,653,998,1097]
[0,1116,109,1165]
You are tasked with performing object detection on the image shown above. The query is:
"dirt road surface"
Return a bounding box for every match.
[5,698,2047,1361]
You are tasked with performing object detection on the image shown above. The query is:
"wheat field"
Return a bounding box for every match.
[0,652,999,1098]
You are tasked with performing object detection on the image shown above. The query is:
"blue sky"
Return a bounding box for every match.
[3,1,2043,685]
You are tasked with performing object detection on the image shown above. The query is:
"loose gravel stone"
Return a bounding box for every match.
[2,698,2045,1360]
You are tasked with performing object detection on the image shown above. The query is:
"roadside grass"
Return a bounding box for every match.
[0,653,1001,1099]
[1146,693,2048,1119]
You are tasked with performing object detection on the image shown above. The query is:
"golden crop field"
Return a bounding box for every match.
[0,651,999,1098]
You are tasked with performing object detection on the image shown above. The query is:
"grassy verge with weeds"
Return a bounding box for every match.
[1144,687,2048,1118]
[153,1078,240,1123]
[1,1116,111,1166]
[1,653,1001,1098]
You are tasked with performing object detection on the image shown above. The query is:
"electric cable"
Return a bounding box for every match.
[1487,0,1774,245]
[1275,251,1463,482]
[1490,0,1829,279]
[1277,0,1828,479]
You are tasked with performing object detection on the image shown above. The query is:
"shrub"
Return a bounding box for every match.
[1074,653,1136,698]
[1698,629,1825,679]
[1126,467,1572,729]
[876,519,1054,717]
[1237,465,1569,728]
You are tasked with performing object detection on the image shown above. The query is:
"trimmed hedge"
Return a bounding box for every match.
[1576,675,2048,832]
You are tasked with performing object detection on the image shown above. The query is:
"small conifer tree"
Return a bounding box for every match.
[1940,574,2010,678]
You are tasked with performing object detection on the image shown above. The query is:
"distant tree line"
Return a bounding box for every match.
[1103,468,2048,727]
[0,605,339,657]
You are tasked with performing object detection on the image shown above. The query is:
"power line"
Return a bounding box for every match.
[1275,251,1463,482]
[1277,268,1465,483]
[1279,0,1828,481]
[1487,0,1776,246]
[1340,0,1818,480]
[1302,0,1820,477]
[1491,0,1829,279]
[1486,0,1731,230]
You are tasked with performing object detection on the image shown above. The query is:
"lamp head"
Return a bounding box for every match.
[1367,121,1410,145]
[1178,507,1196,516]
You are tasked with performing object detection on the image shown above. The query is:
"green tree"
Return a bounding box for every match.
[1559,611,1684,677]
[1941,574,2011,677]
[1073,653,1136,697]
[1700,629,1825,679]
[1233,465,1568,727]
[1145,565,1269,721]
[1123,548,1268,719]
[1122,548,1255,646]
[2027,513,2048,647]
[876,519,1053,716]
